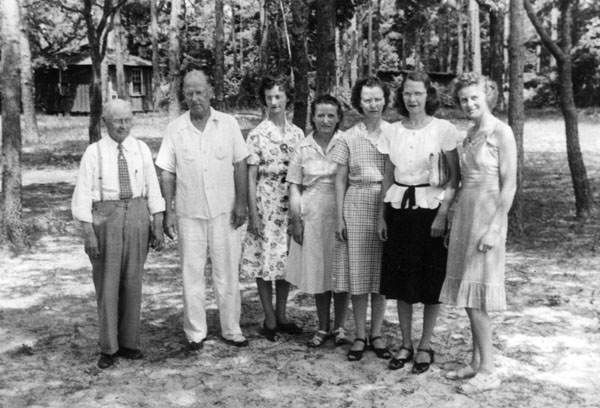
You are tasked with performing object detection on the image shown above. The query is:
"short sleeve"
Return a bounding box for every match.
[441,120,460,152]
[330,135,350,165]
[377,126,394,155]
[155,127,176,173]
[286,140,304,185]
[230,118,249,163]
[246,128,261,166]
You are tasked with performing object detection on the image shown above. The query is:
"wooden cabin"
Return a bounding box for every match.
[35,55,153,114]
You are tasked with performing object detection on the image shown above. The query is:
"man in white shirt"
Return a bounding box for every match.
[72,99,165,369]
[155,69,249,350]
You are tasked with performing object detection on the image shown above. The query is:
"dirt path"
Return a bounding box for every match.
[1,117,599,407]
[1,222,598,407]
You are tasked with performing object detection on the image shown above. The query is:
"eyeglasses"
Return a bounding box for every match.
[106,117,132,125]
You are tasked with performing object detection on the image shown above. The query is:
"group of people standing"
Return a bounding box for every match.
[73,67,516,396]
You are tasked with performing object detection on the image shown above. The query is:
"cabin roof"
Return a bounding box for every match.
[73,54,152,67]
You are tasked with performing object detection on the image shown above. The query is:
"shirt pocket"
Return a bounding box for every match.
[212,141,228,161]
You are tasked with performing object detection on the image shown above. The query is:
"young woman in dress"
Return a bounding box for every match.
[286,95,350,347]
[377,71,460,373]
[439,73,517,393]
[242,76,304,341]
[331,77,392,361]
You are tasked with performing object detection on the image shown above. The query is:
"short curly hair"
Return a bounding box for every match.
[309,94,344,134]
[452,72,499,109]
[257,75,294,108]
[395,71,440,117]
[350,77,390,114]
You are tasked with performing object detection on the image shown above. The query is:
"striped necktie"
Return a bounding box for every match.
[117,143,133,200]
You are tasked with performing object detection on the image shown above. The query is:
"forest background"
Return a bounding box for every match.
[0,1,599,407]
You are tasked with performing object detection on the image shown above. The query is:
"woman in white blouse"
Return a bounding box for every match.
[377,71,460,374]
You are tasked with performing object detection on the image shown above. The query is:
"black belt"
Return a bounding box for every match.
[394,182,429,209]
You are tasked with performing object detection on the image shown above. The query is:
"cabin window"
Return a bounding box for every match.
[131,69,143,95]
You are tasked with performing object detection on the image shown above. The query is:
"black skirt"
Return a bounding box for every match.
[380,205,447,304]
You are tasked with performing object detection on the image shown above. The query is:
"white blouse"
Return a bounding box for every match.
[377,117,460,209]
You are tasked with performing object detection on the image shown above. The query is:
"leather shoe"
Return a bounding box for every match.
[97,353,115,369]
[259,323,279,342]
[116,347,144,360]
[276,321,303,335]
[189,339,206,351]
[347,338,367,362]
[222,336,249,348]
[412,348,435,374]
[388,346,414,370]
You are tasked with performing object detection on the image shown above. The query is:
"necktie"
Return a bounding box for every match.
[117,143,133,200]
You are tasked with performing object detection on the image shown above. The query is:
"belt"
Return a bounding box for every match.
[394,182,429,209]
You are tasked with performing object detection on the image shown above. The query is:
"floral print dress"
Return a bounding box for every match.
[241,119,303,280]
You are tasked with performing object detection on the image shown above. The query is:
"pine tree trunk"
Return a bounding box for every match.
[290,0,310,131]
[1,0,26,251]
[214,0,225,110]
[469,0,481,73]
[489,5,505,111]
[456,0,465,74]
[524,0,594,218]
[83,0,103,144]
[19,0,39,143]
[315,0,336,95]
[114,9,128,100]
[151,0,162,111]
[168,0,182,119]
[508,0,525,235]
[259,0,270,75]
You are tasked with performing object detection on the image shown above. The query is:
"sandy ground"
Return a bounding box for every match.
[1,117,599,407]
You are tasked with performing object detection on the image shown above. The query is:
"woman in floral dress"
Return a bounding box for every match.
[440,73,517,394]
[241,76,304,341]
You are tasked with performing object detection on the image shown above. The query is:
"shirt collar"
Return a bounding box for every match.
[103,134,134,150]
[184,108,220,131]
[301,131,342,155]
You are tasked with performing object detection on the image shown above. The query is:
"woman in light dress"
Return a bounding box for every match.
[286,95,350,347]
[241,76,303,341]
[377,71,460,373]
[439,73,517,394]
[332,77,392,362]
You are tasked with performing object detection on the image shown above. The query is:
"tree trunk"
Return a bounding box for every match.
[349,13,359,84]
[230,0,237,75]
[101,57,110,104]
[114,8,128,100]
[367,1,373,76]
[1,0,26,251]
[489,5,506,110]
[469,0,481,73]
[19,0,39,143]
[508,0,525,235]
[168,0,182,119]
[315,0,336,95]
[83,0,104,144]
[259,0,270,75]
[290,0,310,131]
[356,3,364,77]
[524,0,594,218]
[457,0,465,74]
[374,0,381,71]
[214,0,225,110]
[150,0,162,111]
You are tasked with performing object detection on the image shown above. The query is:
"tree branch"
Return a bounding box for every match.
[523,0,566,63]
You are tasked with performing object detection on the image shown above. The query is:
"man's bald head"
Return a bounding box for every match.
[102,99,133,143]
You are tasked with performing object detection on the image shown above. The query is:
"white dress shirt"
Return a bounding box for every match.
[71,135,166,223]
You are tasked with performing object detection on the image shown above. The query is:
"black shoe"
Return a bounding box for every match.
[189,339,206,351]
[116,347,144,360]
[259,322,279,342]
[222,336,249,348]
[412,348,435,374]
[97,353,115,369]
[276,321,303,335]
[369,336,392,359]
[347,338,367,362]
[388,346,414,370]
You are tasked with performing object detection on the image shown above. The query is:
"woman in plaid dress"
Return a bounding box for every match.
[331,77,392,361]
